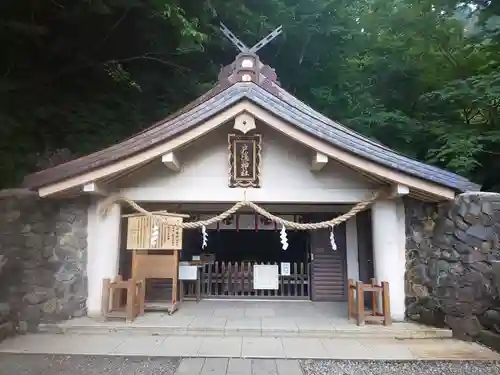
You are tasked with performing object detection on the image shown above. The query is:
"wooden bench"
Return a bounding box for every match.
[348,278,391,326]
[102,275,145,323]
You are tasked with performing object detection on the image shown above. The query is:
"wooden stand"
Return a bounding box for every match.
[348,278,391,326]
[179,255,214,302]
[131,249,180,314]
[124,211,189,315]
[101,275,145,322]
[179,265,202,303]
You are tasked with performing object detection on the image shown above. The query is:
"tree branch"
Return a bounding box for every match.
[51,0,64,9]
[483,150,500,155]
[462,108,471,125]
[89,7,132,56]
[468,108,481,122]
[103,54,191,74]
[3,66,11,77]
[429,35,458,69]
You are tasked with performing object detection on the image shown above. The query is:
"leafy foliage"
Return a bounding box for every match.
[1,0,499,190]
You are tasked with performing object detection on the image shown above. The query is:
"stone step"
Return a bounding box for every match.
[38,322,452,340]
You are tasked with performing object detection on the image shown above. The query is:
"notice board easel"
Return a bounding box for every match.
[124,211,189,314]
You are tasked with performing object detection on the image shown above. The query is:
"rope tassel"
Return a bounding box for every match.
[201,225,208,249]
[330,226,337,251]
[280,225,288,250]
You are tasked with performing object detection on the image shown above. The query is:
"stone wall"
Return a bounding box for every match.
[405,192,500,340]
[0,189,88,336]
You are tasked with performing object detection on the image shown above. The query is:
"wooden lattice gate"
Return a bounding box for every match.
[182,261,310,299]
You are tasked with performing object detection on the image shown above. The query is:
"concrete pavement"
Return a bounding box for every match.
[0,333,499,360]
[41,301,452,339]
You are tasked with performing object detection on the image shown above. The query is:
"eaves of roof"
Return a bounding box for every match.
[22,82,480,193]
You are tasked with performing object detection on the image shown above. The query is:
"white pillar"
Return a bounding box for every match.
[371,198,406,321]
[86,198,122,317]
[346,216,359,281]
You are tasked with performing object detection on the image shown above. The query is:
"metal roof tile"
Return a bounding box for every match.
[22,82,480,193]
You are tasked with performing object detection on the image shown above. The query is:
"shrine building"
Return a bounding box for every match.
[21,26,479,322]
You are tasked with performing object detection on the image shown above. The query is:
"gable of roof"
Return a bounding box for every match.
[22,53,480,195]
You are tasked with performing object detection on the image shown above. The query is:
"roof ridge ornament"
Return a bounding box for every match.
[219,22,283,54]
[218,22,282,90]
[220,22,249,52]
[249,25,283,53]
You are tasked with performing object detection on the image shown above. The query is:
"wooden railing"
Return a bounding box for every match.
[182,261,310,299]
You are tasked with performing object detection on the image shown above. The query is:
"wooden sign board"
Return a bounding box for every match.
[200,253,215,264]
[228,134,261,188]
[238,214,255,230]
[125,213,186,250]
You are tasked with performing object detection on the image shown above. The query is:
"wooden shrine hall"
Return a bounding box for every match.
[21,23,479,325]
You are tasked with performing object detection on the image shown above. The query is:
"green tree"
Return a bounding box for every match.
[1,0,499,190]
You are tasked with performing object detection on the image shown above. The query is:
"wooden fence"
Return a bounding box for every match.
[182,261,310,300]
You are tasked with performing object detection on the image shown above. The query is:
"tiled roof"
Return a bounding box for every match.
[22,57,479,193]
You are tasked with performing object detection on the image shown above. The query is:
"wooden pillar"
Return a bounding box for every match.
[371,199,406,321]
[87,199,122,317]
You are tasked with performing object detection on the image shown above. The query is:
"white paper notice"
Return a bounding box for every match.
[179,265,198,280]
[253,264,279,290]
[280,262,291,276]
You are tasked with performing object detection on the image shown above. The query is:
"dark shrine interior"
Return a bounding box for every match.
[182,229,310,264]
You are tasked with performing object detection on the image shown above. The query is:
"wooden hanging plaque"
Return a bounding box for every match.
[228,133,261,188]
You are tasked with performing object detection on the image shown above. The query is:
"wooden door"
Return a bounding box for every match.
[357,210,374,282]
[310,223,347,301]
[356,210,375,306]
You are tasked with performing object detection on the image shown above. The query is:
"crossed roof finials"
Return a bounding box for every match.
[220,22,283,54]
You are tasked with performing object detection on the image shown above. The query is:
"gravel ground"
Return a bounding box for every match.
[0,354,180,375]
[300,359,500,375]
[1,354,500,375]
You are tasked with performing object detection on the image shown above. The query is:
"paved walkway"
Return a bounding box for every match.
[41,301,452,339]
[1,354,500,375]
[0,333,499,360]
[176,358,303,375]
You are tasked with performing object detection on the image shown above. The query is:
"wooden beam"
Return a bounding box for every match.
[122,186,375,203]
[82,182,108,196]
[311,152,328,171]
[37,100,455,201]
[389,184,410,198]
[37,102,248,197]
[161,152,180,171]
